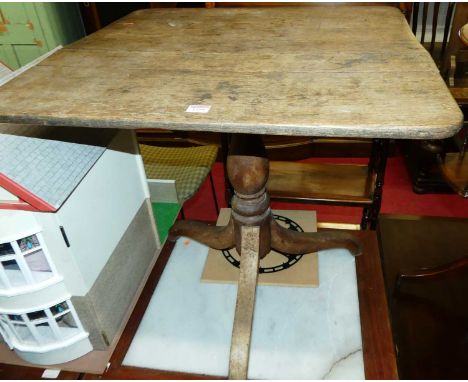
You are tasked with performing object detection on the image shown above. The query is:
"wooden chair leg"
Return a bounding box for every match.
[208,171,219,215]
[221,133,234,207]
[361,207,371,230]
[395,255,468,292]
[361,139,390,230]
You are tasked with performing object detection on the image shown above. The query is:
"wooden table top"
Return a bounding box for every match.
[0,6,462,139]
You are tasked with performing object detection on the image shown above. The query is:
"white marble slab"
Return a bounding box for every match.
[123,237,364,379]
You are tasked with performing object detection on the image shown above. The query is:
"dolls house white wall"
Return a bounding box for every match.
[0,128,160,368]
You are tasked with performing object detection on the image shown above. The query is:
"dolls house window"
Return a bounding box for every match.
[34,322,55,345]
[52,302,81,341]
[0,300,87,351]
[0,233,58,294]
[27,310,47,321]
[17,236,40,252]
[0,260,26,288]
[12,321,37,345]
[0,243,14,257]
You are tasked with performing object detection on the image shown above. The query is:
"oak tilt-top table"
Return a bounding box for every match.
[0,6,462,379]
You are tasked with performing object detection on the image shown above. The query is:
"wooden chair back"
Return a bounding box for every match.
[409,3,456,64]
[404,3,468,80]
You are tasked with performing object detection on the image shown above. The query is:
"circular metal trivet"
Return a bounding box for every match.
[221,214,305,273]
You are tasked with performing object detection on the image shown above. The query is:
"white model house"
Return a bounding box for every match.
[0,124,160,366]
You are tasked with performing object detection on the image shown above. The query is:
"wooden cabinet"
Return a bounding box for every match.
[0,3,84,70]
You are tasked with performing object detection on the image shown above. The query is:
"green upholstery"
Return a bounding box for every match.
[139,144,218,203]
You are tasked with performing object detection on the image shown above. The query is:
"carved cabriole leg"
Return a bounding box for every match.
[168,217,235,249]
[270,218,362,256]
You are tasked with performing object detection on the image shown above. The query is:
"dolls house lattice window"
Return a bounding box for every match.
[0,233,60,295]
[0,299,87,352]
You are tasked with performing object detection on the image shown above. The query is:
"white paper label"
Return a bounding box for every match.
[185,104,211,113]
[42,369,61,379]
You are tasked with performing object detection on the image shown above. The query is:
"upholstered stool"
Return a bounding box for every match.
[139,144,219,217]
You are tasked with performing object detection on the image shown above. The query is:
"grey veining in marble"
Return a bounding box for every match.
[123,238,364,379]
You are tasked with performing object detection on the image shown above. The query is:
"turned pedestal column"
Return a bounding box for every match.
[169,134,361,258]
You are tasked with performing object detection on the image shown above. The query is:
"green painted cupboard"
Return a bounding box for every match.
[0,3,84,70]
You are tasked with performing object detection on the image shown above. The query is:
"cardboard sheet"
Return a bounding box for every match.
[202,209,318,287]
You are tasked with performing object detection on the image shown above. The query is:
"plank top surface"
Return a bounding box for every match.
[0,6,462,138]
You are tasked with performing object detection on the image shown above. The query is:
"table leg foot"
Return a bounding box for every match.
[270,217,362,256]
[168,217,235,250]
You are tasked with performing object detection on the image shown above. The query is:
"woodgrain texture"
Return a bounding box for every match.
[354,230,398,379]
[268,161,373,204]
[460,23,468,46]
[0,363,81,380]
[228,226,260,380]
[438,153,468,197]
[0,6,462,139]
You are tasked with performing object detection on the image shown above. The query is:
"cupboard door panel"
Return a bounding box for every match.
[0,3,84,69]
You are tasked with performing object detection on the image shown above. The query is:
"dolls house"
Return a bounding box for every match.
[0,124,160,366]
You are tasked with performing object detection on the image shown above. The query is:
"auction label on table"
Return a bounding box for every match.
[186,104,211,113]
